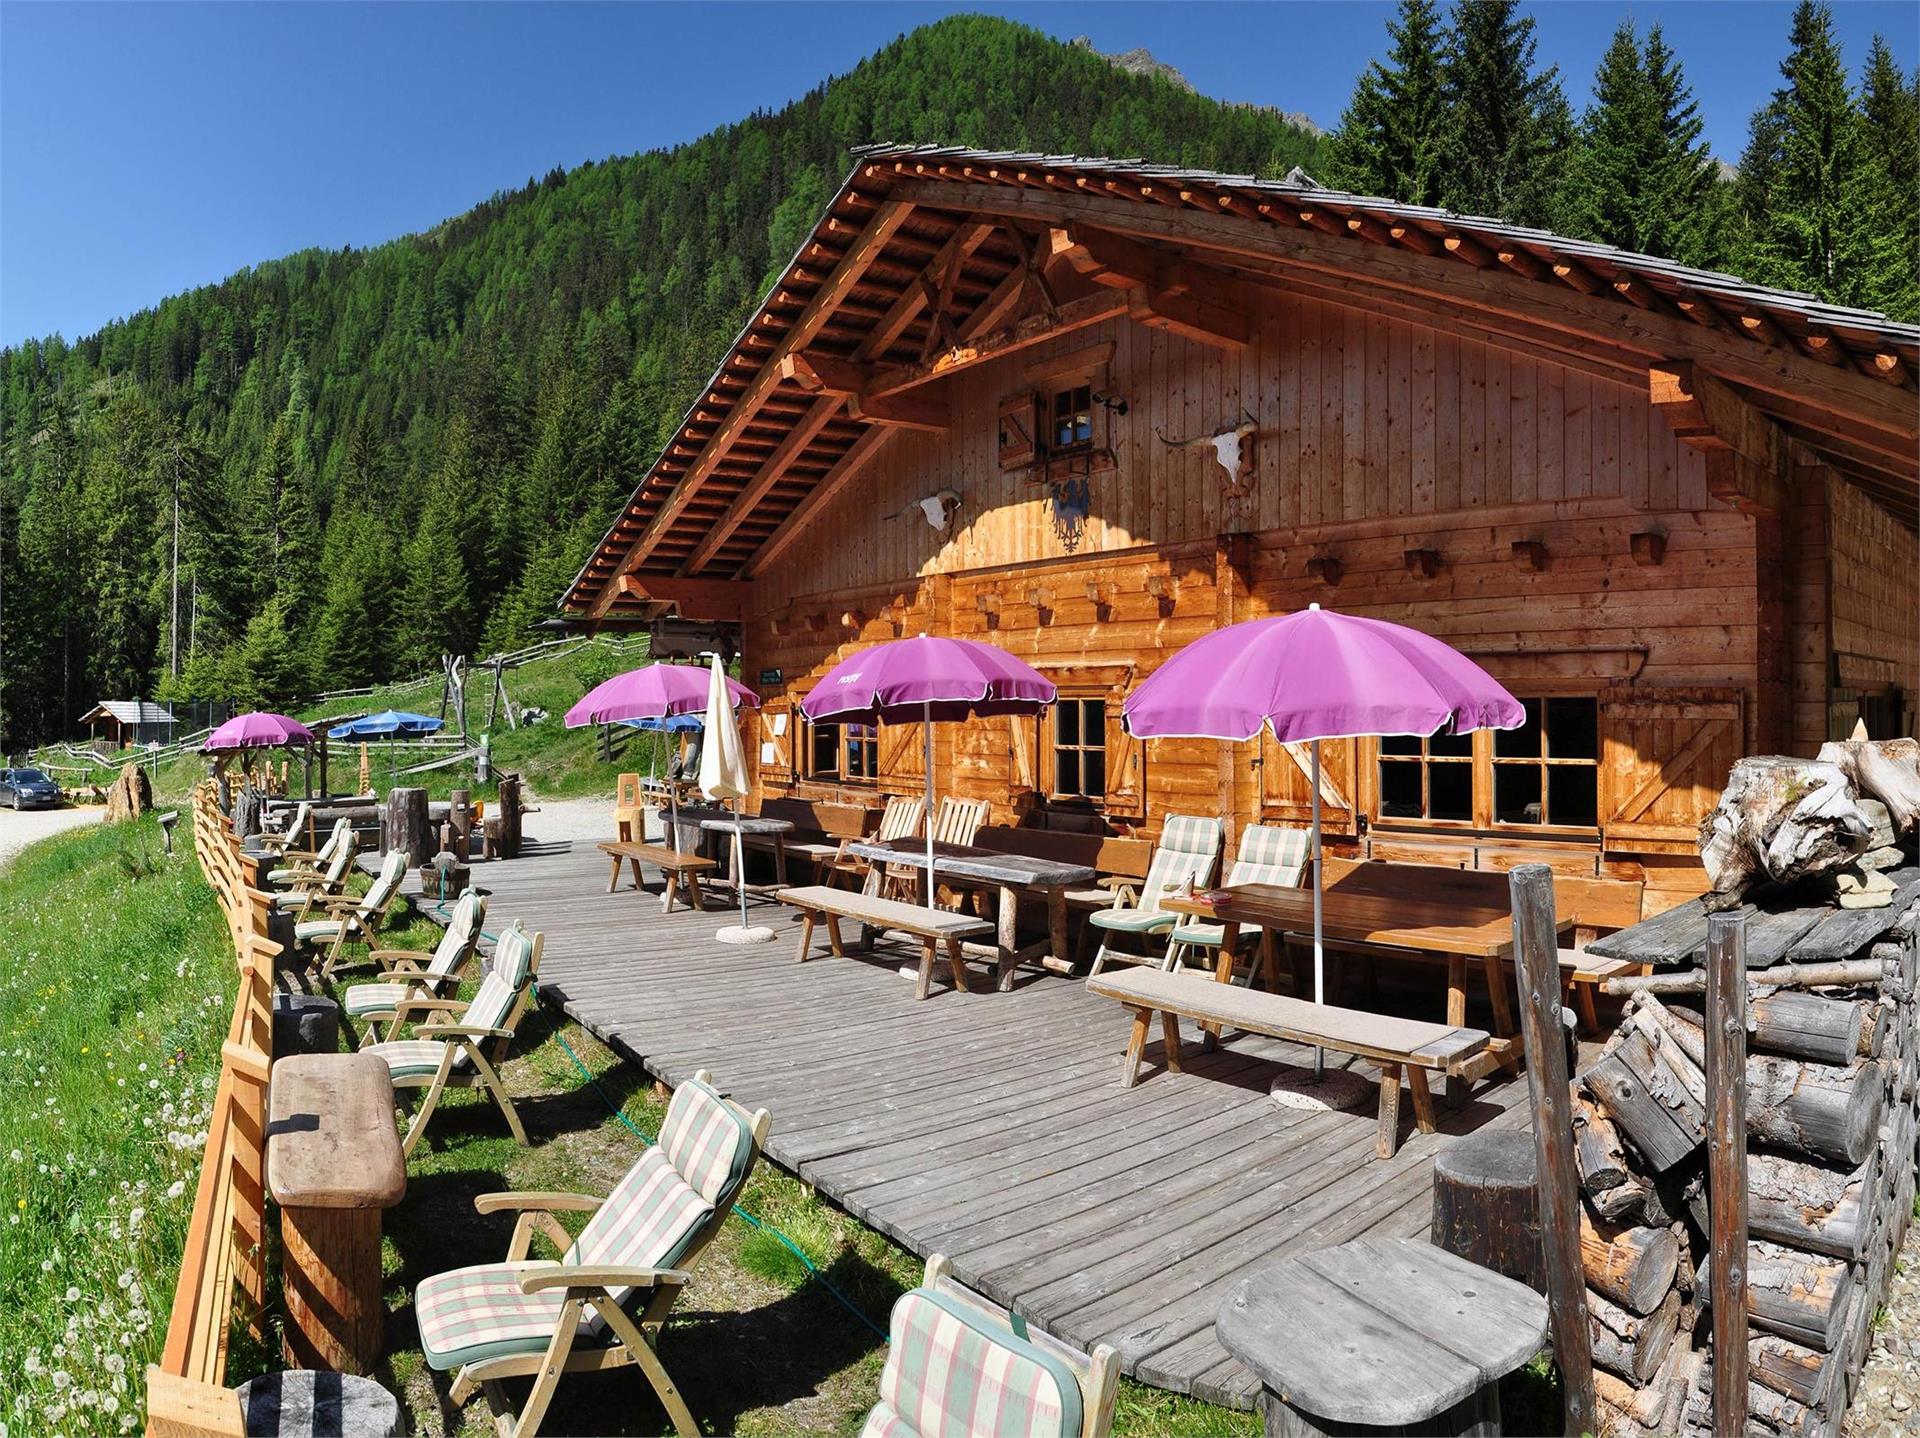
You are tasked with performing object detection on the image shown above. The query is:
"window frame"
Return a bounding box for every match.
[802,717,879,785]
[1489,695,1601,833]
[1045,382,1094,460]
[1046,692,1109,802]
[1366,690,1603,841]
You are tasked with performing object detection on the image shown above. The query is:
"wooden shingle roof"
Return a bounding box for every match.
[564,145,1919,624]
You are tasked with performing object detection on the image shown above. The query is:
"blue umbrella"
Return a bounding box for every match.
[619,712,702,789]
[327,710,445,785]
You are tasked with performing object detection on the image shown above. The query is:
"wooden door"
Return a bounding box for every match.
[1259,734,1358,837]
[1599,686,1743,855]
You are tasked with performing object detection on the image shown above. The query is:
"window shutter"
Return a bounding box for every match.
[1008,714,1039,796]
[878,720,924,788]
[758,700,792,787]
[998,391,1039,470]
[1599,685,1743,854]
[1259,734,1358,837]
[1103,705,1145,816]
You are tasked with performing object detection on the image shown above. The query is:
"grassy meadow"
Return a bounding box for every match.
[0,818,1257,1437]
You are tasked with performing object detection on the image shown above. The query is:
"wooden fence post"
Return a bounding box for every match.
[1707,911,1750,1434]
[1509,864,1598,1438]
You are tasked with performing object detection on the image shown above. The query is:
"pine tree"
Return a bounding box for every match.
[1438,0,1572,226]
[1324,0,1450,205]
[397,420,488,670]
[1857,35,1919,320]
[1564,23,1723,266]
[1735,2,1906,313]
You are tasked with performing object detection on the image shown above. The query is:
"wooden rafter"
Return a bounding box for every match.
[1649,359,1794,515]
[590,197,913,606]
[678,394,845,576]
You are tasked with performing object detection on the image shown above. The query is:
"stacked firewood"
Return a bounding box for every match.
[1571,889,1920,1438]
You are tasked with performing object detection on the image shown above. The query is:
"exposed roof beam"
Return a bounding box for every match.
[882,177,1917,447]
[677,394,845,577]
[599,198,912,586]
[741,425,896,579]
[1049,224,1249,348]
[862,286,1132,399]
[1649,359,1793,515]
[848,389,951,432]
[602,574,748,623]
[862,221,997,361]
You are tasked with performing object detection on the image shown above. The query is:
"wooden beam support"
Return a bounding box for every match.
[679,394,845,576]
[1443,233,1498,269]
[778,351,871,396]
[1650,359,1793,515]
[608,575,748,623]
[880,177,1918,444]
[847,388,951,433]
[860,286,1131,399]
[598,198,912,590]
[742,426,896,579]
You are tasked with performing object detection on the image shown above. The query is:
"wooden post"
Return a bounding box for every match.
[449,788,471,859]
[317,731,329,798]
[1706,911,1750,1435]
[383,787,430,863]
[1509,864,1598,1437]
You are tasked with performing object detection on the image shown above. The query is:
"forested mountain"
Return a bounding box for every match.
[0,14,1323,750]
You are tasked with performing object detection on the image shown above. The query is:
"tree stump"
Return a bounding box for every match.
[449,788,471,858]
[232,785,263,839]
[1431,1128,1546,1292]
[382,787,430,863]
[495,775,523,859]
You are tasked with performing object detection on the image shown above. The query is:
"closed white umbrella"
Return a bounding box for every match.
[700,655,772,945]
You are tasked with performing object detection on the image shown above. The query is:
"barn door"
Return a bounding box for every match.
[758,700,792,787]
[1599,686,1744,854]
[1259,734,1358,837]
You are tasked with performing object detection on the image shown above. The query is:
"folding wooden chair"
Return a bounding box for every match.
[341,888,489,1043]
[269,824,358,909]
[364,921,543,1157]
[265,816,352,890]
[823,794,925,893]
[254,800,312,856]
[1162,822,1308,984]
[291,847,411,977]
[412,1070,770,1438]
[1085,814,1224,976]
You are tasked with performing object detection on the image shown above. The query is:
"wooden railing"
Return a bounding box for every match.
[146,782,278,1438]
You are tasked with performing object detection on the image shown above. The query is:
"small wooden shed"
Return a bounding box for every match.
[81,700,178,749]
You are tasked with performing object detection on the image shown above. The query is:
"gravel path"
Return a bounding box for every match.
[0,804,103,872]
[1846,1214,1920,1437]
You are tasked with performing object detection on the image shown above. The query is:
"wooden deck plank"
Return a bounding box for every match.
[390,837,1542,1408]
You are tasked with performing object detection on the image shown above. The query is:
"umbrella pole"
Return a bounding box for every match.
[924,700,936,910]
[1312,736,1325,1080]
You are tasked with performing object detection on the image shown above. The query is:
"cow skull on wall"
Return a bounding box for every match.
[887,487,962,532]
[1158,408,1259,490]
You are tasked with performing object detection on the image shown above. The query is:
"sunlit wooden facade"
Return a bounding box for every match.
[565,147,1920,918]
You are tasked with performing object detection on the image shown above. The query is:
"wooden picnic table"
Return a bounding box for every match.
[1162,881,1571,1088]
[689,810,794,895]
[847,837,1095,988]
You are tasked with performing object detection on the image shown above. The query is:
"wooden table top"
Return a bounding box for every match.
[1163,882,1567,958]
[266,1054,405,1210]
[697,815,794,835]
[1216,1236,1548,1425]
[848,837,1096,887]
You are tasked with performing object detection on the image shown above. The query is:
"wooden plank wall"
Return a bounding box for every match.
[1824,471,1920,738]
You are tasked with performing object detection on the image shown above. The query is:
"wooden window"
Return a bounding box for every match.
[1377,727,1475,823]
[804,720,877,782]
[1049,696,1107,799]
[1047,384,1093,457]
[1491,697,1599,829]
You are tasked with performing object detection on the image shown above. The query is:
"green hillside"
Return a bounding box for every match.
[0,14,1322,753]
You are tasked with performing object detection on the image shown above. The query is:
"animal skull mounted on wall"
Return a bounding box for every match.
[888,488,962,532]
[1157,409,1259,491]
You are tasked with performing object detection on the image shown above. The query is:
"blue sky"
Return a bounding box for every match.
[3,2,1913,348]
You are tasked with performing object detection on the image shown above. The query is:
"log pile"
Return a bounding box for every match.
[1572,889,1920,1438]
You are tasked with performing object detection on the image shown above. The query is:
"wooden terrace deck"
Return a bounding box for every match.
[395,834,1540,1408]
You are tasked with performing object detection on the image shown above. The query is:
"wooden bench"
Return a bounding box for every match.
[1086,967,1490,1158]
[746,798,880,882]
[777,884,995,1000]
[266,1054,406,1375]
[975,826,1152,966]
[597,840,716,912]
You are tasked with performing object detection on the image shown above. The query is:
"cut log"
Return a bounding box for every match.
[1751,990,1883,1063]
[383,786,431,863]
[1573,1091,1630,1196]
[1748,1332,1830,1408]
[1684,1360,1813,1438]
[1582,1027,1705,1171]
[1817,736,1920,833]
[1746,1152,1871,1260]
[1698,757,1873,907]
[1579,1209,1680,1314]
[1744,1052,1884,1166]
[1593,1333,1690,1430]
[1430,1129,1543,1291]
[1588,1287,1681,1384]
[1606,957,1890,997]
[1697,1241,1852,1352]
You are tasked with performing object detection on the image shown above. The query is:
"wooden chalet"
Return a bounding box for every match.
[564,145,1920,919]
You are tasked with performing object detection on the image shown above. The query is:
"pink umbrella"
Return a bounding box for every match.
[802,635,1056,908]
[564,662,760,728]
[1124,604,1523,1077]
[202,711,314,752]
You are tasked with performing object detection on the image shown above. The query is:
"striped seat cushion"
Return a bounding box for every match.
[341,981,410,1019]
[415,1261,596,1370]
[858,1402,916,1438]
[1167,920,1228,947]
[873,1290,1081,1438]
[365,1040,449,1080]
[1229,824,1308,887]
[567,1149,712,1273]
[293,919,347,944]
[271,891,312,911]
[1086,908,1177,934]
[659,1078,755,1205]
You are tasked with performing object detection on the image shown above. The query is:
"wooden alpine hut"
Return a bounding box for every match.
[563,145,1920,920]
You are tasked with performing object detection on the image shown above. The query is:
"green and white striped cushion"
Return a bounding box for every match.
[1138,814,1223,914]
[567,1148,712,1274]
[858,1403,916,1438]
[1086,907,1178,934]
[365,1039,448,1080]
[659,1079,754,1206]
[1228,824,1308,887]
[415,1260,594,1370]
[341,981,409,1020]
[293,919,347,944]
[873,1289,1080,1438]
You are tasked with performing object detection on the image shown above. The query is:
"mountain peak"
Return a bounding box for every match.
[1070,34,1325,136]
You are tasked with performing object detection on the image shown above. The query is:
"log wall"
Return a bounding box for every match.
[1824,472,1920,741]
[1575,899,1920,1438]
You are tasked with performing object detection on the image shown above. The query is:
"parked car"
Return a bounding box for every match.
[0,768,61,809]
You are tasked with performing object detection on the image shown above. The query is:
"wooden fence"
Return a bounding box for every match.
[144,782,278,1438]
